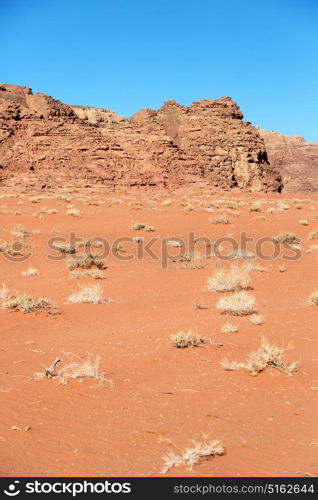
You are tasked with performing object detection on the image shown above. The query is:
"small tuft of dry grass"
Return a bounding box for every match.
[305,290,318,306]
[221,322,238,334]
[67,284,109,304]
[131,222,155,232]
[170,330,204,348]
[67,253,106,270]
[53,242,76,254]
[0,283,10,300]
[216,291,256,316]
[10,224,29,238]
[161,439,225,473]
[272,232,300,244]
[207,265,251,292]
[22,267,40,276]
[66,208,80,217]
[299,219,308,226]
[70,270,104,279]
[221,337,299,376]
[3,294,54,314]
[250,314,264,325]
[308,229,318,240]
[210,215,231,225]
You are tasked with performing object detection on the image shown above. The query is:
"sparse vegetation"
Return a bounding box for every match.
[131,222,155,232]
[22,267,40,276]
[210,215,231,224]
[272,232,300,244]
[221,322,238,333]
[250,314,264,325]
[161,439,225,473]
[207,265,251,292]
[308,229,318,239]
[170,330,204,348]
[70,270,104,279]
[216,291,256,316]
[67,253,106,270]
[3,294,54,314]
[221,337,299,376]
[53,242,76,254]
[306,290,318,306]
[67,284,109,304]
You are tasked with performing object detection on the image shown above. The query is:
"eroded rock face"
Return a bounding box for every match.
[260,130,318,193]
[0,83,282,191]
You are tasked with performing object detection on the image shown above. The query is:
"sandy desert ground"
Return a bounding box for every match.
[0,188,317,477]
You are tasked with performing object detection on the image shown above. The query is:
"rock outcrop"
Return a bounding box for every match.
[0,83,282,191]
[260,130,318,193]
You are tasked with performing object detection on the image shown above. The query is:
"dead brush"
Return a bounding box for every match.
[52,242,76,254]
[216,291,256,316]
[2,294,55,314]
[67,283,109,304]
[131,222,155,232]
[66,253,106,270]
[207,265,251,292]
[170,330,204,348]
[272,232,300,244]
[305,290,318,306]
[161,439,225,473]
[221,337,299,376]
[31,354,111,386]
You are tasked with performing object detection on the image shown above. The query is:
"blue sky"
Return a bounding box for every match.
[2,0,318,140]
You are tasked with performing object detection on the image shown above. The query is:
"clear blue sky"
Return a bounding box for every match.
[2,0,318,140]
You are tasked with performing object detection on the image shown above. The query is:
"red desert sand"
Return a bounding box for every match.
[0,188,317,477]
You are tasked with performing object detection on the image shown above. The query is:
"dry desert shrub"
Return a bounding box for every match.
[131,222,155,232]
[0,283,10,300]
[250,314,264,325]
[66,208,80,217]
[207,265,251,292]
[31,354,111,386]
[10,224,29,239]
[3,294,54,314]
[78,238,105,249]
[67,284,108,304]
[221,337,299,376]
[306,290,318,306]
[230,248,255,260]
[308,229,318,239]
[178,262,205,270]
[161,439,225,473]
[166,239,182,247]
[272,232,300,244]
[22,267,40,276]
[58,353,105,382]
[210,215,231,225]
[221,322,238,334]
[299,219,309,226]
[170,330,204,348]
[216,291,256,316]
[53,242,76,254]
[67,253,106,270]
[70,270,104,279]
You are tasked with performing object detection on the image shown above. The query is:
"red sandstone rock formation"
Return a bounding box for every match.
[260,129,318,193]
[0,83,281,191]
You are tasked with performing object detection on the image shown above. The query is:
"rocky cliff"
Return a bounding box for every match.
[0,83,282,191]
[260,130,318,193]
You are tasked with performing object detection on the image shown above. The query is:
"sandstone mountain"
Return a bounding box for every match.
[260,130,318,193]
[0,83,282,191]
